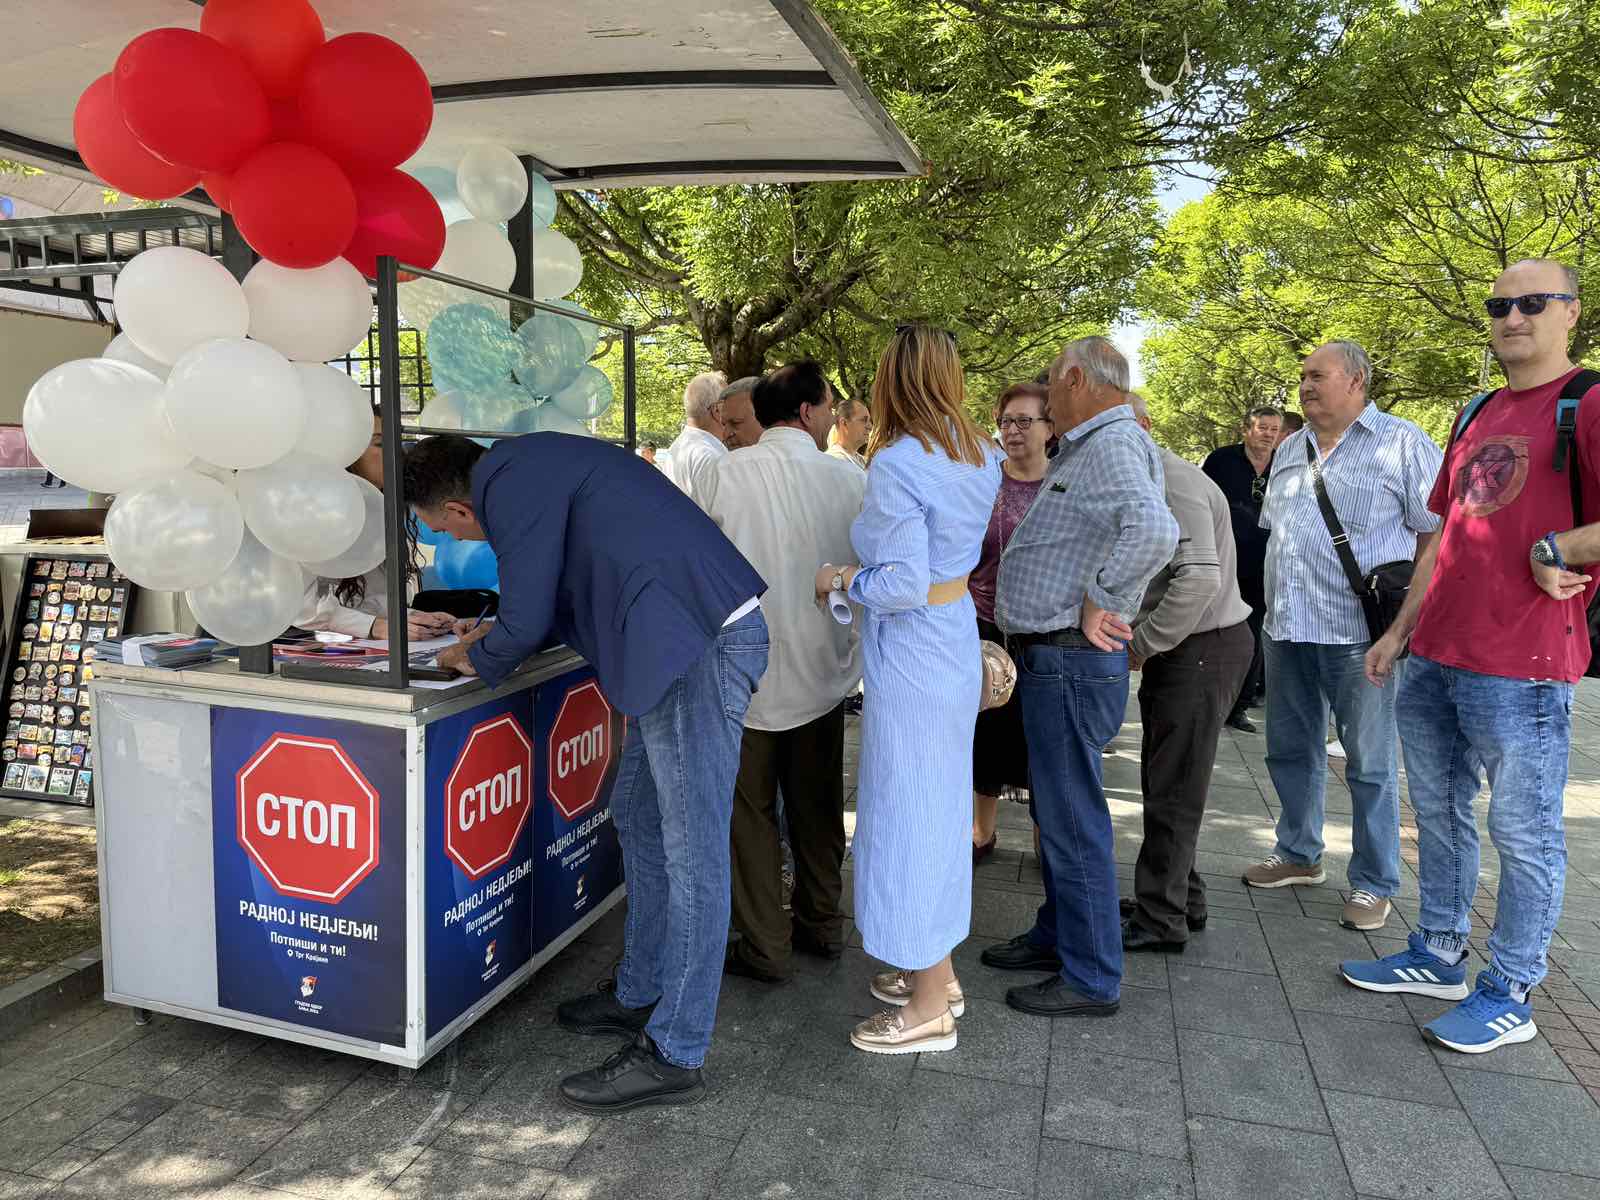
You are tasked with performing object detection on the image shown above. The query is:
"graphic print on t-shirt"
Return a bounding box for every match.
[1454,434,1529,518]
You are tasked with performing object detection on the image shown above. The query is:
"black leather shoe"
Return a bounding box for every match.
[556,978,655,1038]
[724,943,789,983]
[1225,711,1257,733]
[1121,918,1185,954]
[1119,897,1206,933]
[791,927,845,961]
[980,933,1062,973]
[1006,978,1119,1018]
[558,1033,706,1114]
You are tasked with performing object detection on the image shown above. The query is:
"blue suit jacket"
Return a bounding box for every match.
[465,434,766,715]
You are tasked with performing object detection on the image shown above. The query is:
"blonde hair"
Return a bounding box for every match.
[867,325,988,467]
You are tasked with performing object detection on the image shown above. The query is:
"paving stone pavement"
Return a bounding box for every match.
[5,685,1600,1199]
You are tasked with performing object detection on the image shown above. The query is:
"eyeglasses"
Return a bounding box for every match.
[1251,474,1267,505]
[895,323,958,347]
[998,415,1047,431]
[1484,293,1578,319]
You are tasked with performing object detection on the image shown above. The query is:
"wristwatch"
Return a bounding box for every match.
[830,568,846,593]
[1531,533,1568,571]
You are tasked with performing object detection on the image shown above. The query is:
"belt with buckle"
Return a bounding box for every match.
[1006,628,1094,653]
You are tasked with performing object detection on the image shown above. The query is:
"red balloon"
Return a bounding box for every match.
[201,170,233,210]
[114,28,270,172]
[201,0,325,100]
[72,74,199,200]
[268,98,304,144]
[230,143,358,269]
[298,34,433,173]
[343,170,446,278]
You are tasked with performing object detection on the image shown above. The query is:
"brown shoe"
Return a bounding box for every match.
[850,1006,957,1055]
[1340,891,1391,931]
[869,969,965,1018]
[1241,854,1327,889]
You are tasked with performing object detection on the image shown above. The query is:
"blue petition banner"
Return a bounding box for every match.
[424,692,537,1038]
[212,710,406,1045]
[531,666,625,954]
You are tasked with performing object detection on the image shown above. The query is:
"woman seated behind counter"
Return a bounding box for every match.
[295,413,454,642]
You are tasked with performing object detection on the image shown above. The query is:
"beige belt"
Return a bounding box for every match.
[927,575,970,606]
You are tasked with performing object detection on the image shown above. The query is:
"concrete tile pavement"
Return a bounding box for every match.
[4,686,1600,1198]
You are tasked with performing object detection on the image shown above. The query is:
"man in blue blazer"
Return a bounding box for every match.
[407,433,768,1113]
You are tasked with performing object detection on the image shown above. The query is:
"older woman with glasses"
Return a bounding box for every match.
[969,383,1052,861]
[814,324,1000,1055]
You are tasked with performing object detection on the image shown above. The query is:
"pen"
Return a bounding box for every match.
[464,601,492,636]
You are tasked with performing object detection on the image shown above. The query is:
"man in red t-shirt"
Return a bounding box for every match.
[1340,258,1596,1055]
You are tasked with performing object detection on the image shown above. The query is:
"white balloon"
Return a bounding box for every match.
[457,145,529,222]
[440,218,516,289]
[236,453,364,562]
[23,358,191,492]
[163,338,306,470]
[187,530,306,646]
[114,246,249,364]
[243,259,374,363]
[192,462,238,491]
[300,477,387,579]
[103,332,170,380]
[104,470,244,591]
[421,391,467,429]
[531,227,584,299]
[290,364,374,468]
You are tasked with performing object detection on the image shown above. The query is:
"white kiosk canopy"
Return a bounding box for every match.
[0,0,923,191]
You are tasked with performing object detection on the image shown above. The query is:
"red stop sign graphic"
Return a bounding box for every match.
[236,735,380,904]
[548,680,614,821]
[445,713,534,880]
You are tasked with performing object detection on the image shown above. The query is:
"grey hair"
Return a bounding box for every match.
[719,376,760,403]
[683,371,727,422]
[1053,336,1130,393]
[1505,258,1580,295]
[1321,340,1371,394]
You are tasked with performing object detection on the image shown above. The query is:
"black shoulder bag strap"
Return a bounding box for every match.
[1556,369,1600,524]
[1303,439,1368,603]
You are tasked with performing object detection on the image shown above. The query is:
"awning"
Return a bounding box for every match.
[0,0,923,192]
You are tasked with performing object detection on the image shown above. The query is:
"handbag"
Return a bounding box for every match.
[1303,440,1412,646]
[979,639,1017,710]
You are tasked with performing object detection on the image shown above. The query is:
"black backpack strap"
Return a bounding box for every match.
[1557,368,1600,523]
[1304,439,1368,600]
[1453,390,1495,445]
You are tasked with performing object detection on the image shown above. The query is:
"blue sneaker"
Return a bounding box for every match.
[1423,972,1537,1054]
[1339,932,1469,1000]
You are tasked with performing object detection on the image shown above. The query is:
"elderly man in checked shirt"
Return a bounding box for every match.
[986,336,1179,1019]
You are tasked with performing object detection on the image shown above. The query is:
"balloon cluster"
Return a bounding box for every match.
[416,522,498,593]
[23,246,386,648]
[73,0,444,277]
[402,146,612,436]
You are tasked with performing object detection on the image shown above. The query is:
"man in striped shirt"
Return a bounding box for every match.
[1242,342,1442,933]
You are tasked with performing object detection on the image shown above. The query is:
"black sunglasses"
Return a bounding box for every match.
[1484,293,1578,319]
[895,323,958,347]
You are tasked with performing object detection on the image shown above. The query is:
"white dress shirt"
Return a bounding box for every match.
[826,443,867,472]
[705,426,866,731]
[295,566,388,638]
[667,424,728,511]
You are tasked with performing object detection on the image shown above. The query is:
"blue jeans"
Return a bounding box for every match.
[611,609,768,1067]
[1017,643,1128,1004]
[1398,654,1571,993]
[1264,637,1401,897]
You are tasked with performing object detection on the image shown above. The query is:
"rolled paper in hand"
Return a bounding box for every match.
[828,588,853,625]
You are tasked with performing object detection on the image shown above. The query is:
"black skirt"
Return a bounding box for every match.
[972,616,1030,795]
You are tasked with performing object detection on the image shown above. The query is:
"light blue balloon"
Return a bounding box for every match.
[414,519,449,547]
[529,172,558,228]
[420,564,444,590]
[514,311,586,397]
[458,380,534,433]
[534,407,590,437]
[426,303,520,392]
[550,365,614,421]
[541,299,602,357]
[410,166,474,226]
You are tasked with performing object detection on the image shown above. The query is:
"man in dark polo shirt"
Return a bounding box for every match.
[1202,406,1282,731]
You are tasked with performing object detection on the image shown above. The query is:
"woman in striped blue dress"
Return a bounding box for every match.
[814,324,1000,1054]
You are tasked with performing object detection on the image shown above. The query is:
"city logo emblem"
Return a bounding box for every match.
[485,939,497,966]
[575,873,586,900]
[300,975,318,998]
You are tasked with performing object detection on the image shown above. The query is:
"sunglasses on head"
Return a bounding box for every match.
[895,323,958,347]
[1484,293,1577,319]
